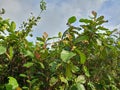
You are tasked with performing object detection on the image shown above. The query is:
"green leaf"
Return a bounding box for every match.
[80,52,86,64]
[22,87,29,89]
[40,0,46,12]
[49,61,57,72]
[49,77,58,86]
[9,47,13,60]
[5,84,12,90]
[83,66,90,77]
[75,35,89,43]
[10,21,16,32]
[0,17,2,20]
[75,75,86,84]
[97,16,104,21]
[88,81,96,90]
[79,18,91,23]
[76,83,85,90]
[106,31,112,35]
[59,76,68,85]
[97,26,108,30]
[118,41,120,45]
[61,49,76,63]
[19,74,27,78]
[23,62,34,68]
[65,64,72,78]
[96,39,102,46]
[75,49,86,64]
[26,80,31,84]
[6,77,19,90]
[47,36,59,41]
[97,20,108,25]
[70,84,78,90]
[70,83,85,90]
[58,32,62,38]
[71,64,80,73]
[36,37,44,42]
[38,62,45,69]
[24,50,34,58]
[0,46,6,55]
[68,16,76,24]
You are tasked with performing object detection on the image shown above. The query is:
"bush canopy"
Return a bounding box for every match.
[0,2,120,90]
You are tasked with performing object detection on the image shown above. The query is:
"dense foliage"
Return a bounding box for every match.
[0,3,120,90]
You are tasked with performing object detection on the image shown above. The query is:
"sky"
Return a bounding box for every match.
[0,0,120,41]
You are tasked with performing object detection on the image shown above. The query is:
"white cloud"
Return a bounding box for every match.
[0,0,40,27]
[1,0,117,42]
[34,0,108,37]
[0,0,22,22]
[100,0,120,25]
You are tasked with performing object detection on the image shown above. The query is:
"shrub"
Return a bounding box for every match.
[0,6,120,90]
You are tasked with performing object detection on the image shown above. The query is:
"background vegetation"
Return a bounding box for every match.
[0,1,120,90]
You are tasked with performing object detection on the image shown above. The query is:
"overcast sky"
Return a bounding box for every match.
[0,0,120,41]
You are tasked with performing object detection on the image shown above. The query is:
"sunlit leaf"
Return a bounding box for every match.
[7,77,19,90]
[75,35,89,43]
[49,77,58,86]
[75,49,86,64]
[75,75,86,84]
[26,80,31,83]
[10,21,16,32]
[0,46,6,55]
[19,74,27,78]
[23,62,34,68]
[96,39,102,46]
[68,16,76,24]
[76,83,86,90]
[61,49,76,63]
[59,76,68,85]
[118,41,120,45]
[83,66,90,77]
[38,62,45,69]
[24,50,34,58]
[80,53,86,64]
[70,83,85,90]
